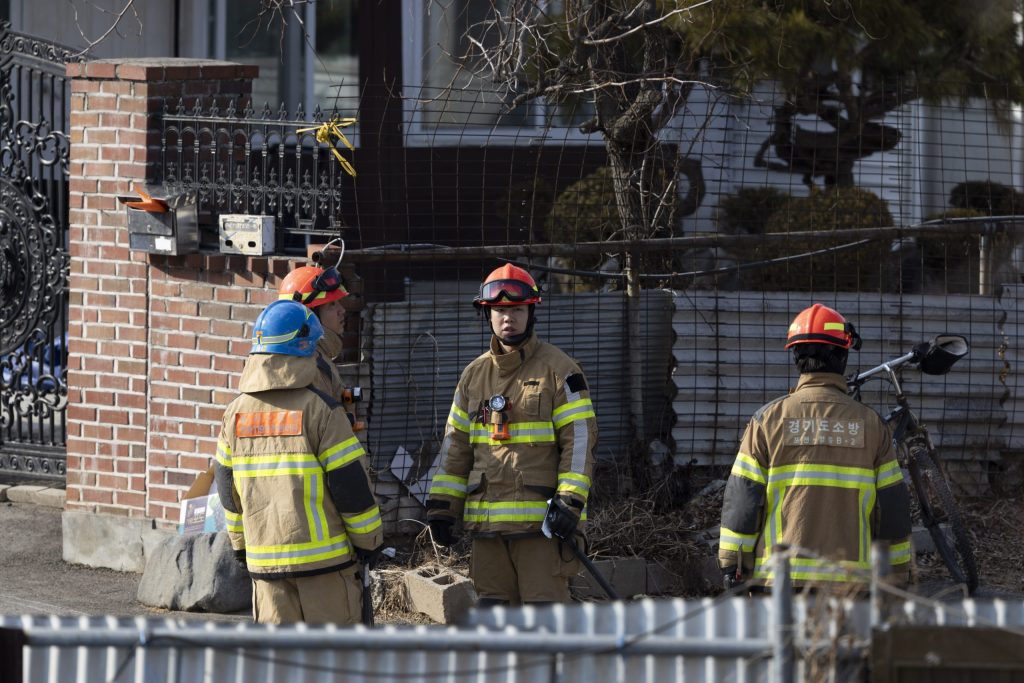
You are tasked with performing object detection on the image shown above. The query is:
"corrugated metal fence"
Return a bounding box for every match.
[671,288,1020,472]
[4,590,1024,682]
[359,286,1023,522]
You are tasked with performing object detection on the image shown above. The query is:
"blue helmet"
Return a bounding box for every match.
[250,300,323,357]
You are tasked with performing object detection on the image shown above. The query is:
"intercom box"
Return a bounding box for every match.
[219,214,276,255]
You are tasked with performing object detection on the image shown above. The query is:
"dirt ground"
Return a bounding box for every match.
[0,478,1018,625]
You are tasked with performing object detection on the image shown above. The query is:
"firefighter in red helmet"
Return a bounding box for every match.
[719,304,912,592]
[427,264,598,605]
[278,265,350,405]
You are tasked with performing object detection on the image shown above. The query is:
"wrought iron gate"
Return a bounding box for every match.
[0,23,77,480]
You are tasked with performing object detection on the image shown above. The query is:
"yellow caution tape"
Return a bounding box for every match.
[297,117,358,177]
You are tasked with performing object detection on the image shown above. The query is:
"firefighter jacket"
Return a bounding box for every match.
[213,352,383,580]
[313,327,346,401]
[718,372,912,587]
[426,333,598,535]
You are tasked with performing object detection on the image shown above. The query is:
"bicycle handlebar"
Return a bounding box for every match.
[848,334,969,388]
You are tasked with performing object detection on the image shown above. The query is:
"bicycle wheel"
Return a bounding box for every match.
[906,444,979,593]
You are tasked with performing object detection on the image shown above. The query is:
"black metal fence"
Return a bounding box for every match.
[0,22,77,480]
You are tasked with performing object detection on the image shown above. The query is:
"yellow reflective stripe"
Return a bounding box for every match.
[429,473,469,499]
[464,500,548,523]
[890,541,912,565]
[224,509,243,533]
[876,460,904,488]
[448,404,471,432]
[767,462,875,490]
[557,471,592,497]
[732,453,767,484]
[216,440,232,467]
[719,526,758,552]
[469,422,556,445]
[245,535,353,568]
[304,473,326,542]
[320,436,365,471]
[552,399,595,429]
[231,453,322,477]
[823,322,846,331]
[754,556,870,582]
[342,507,382,535]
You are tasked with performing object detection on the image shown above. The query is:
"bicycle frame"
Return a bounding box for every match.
[850,356,933,456]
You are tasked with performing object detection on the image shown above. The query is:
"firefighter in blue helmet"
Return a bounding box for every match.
[213,299,382,623]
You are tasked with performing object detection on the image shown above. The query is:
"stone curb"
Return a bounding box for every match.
[1,484,66,508]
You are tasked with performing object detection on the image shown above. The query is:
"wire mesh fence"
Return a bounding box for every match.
[157,73,1024,506]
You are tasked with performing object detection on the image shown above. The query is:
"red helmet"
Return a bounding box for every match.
[278,266,348,309]
[785,303,861,350]
[473,264,542,308]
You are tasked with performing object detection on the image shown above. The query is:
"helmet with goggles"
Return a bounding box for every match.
[785,303,862,351]
[278,265,348,309]
[473,264,542,309]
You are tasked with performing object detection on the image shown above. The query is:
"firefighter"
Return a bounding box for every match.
[426,264,598,605]
[278,265,349,401]
[214,299,383,624]
[718,303,913,591]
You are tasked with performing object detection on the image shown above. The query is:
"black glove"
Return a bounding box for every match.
[722,565,742,591]
[355,545,383,566]
[429,518,454,547]
[233,548,247,567]
[545,496,582,540]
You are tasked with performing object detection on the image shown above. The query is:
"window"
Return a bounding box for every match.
[210,0,359,118]
[402,0,593,145]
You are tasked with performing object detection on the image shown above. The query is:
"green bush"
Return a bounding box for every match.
[732,187,895,291]
[949,181,1024,216]
[717,186,792,235]
[544,165,678,283]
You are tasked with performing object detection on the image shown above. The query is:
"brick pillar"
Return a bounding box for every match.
[64,59,256,524]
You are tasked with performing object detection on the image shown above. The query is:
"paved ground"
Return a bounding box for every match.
[0,494,247,622]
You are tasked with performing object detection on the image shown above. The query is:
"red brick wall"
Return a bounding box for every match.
[64,58,305,525]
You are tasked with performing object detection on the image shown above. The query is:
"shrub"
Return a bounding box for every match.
[732,187,895,291]
[717,186,792,235]
[544,165,678,287]
[949,181,1024,216]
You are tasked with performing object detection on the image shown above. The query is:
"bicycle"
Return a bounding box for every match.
[847,334,979,594]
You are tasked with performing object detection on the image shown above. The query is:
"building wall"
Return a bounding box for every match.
[64,58,292,528]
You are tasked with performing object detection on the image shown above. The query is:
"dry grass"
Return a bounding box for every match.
[373,475,1022,624]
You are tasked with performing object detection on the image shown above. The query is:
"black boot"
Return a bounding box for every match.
[476,597,510,608]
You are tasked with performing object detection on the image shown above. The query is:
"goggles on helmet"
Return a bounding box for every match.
[477,278,538,305]
[294,267,345,306]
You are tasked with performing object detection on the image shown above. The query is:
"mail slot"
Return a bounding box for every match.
[118,185,198,255]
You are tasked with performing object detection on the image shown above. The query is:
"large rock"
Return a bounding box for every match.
[137,531,250,613]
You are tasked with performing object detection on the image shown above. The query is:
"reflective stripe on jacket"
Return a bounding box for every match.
[718,372,912,587]
[213,352,382,579]
[427,333,597,534]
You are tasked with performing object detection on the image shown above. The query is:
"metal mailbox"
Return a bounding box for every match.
[118,185,198,255]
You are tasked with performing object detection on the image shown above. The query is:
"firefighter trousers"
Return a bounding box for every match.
[251,565,361,624]
[470,533,581,604]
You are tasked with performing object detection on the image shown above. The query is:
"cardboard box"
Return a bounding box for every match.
[178,466,227,534]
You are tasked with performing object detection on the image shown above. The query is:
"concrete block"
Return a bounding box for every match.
[570,556,647,600]
[404,567,476,624]
[63,510,152,573]
[645,561,677,595]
